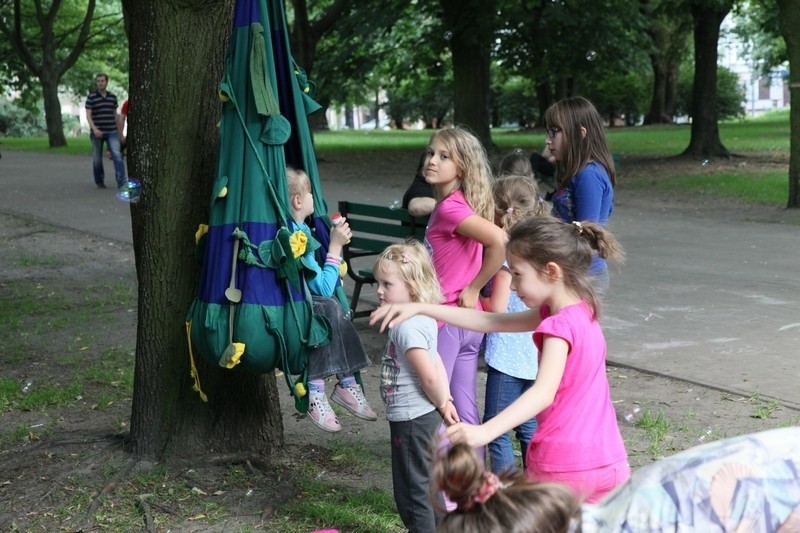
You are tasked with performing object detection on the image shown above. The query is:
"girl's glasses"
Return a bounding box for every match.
[546,127,562,139]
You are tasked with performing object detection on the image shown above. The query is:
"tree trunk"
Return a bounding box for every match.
[777,0,800,208]
[645,58,668,125]
[535,80,552,125]
[682,1,731,159]
[440,0,494,149]
[664,63,679,119]
[123,0,285,459]
[41,75,66,147]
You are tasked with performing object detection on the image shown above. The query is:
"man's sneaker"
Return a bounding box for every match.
[331,382,378,421]
[308,394,341,433]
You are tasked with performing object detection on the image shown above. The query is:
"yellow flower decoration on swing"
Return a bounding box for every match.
[289,230,308,258]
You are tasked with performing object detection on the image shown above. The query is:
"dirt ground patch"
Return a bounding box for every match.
[1,151,798,531]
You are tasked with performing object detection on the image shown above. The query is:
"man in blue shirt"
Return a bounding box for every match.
[85,74,125,189]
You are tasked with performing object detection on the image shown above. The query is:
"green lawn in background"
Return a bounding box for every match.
[1,110,790,206]
[1,110,788,156]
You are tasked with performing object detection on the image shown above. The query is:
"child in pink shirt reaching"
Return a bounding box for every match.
[372,216,628,503]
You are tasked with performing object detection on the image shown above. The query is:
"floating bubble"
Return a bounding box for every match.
[117,178,142,204]
[622,405,642,425]
[443,31,453,41]
[585,50,597,62]
[245,488,254,497]
[514,148,524,155]
[388,199,401,210]
[696,427,713,443]
[21,380,33,395]
[701,159,710,166]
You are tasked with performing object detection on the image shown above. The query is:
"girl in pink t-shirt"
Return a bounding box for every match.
[372,216,628,503]
[422,127,506,429]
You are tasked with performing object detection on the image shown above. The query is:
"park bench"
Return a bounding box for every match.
[337,200,429,319]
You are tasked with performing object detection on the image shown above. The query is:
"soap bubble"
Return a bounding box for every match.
[696,427,713,443]
[585,50,597,62]
[117,178,141,203]
[701,159,710,167]
[443,31,453,41]
[622,405,642,425]
[388,199,401,210]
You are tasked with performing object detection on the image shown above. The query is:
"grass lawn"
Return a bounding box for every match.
[1,110,791,206]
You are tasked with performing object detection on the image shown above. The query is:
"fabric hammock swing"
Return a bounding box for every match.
[185,0,352,414]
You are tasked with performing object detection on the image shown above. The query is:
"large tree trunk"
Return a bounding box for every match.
[535,80,552,125]
[440,0,494,149]
[41,75,66,147]
[664,62,679,119]
[124,0,285,459]
[645,58,668,125]
[778,0,800,208]
[682,1,731,159]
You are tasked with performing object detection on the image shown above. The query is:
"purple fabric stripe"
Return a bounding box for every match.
[233,0,261,27]
[197,222,305,305]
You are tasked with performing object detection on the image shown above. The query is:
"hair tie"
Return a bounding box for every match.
[470,471,508,507]
[506,207,514,214]
[401,252,411,263]
[572,221,584,235]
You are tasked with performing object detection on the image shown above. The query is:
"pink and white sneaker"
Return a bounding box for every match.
[331,382,378,421]
[308,394,341,432]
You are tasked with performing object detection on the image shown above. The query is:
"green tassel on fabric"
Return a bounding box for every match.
[249,23,280,117]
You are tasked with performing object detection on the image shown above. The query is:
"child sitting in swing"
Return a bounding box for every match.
[287,167,378,432]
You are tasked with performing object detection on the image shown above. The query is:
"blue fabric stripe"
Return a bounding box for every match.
[234,0,260,27]
[197,222,305,304]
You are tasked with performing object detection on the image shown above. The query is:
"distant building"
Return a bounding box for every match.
[718,14,790,117]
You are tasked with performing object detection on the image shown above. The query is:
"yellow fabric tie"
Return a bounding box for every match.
[184,320,208,402]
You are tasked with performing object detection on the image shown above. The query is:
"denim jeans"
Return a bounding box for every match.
[90,131,125,188]
[483,365,537,473]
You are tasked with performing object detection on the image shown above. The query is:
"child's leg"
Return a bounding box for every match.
[331,375,377,421]
[484,366,531,473]
[437,324,483,426]
[390,411,442,532]
[307,379,341,433]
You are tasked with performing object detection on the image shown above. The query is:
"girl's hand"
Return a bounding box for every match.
[444,422,489,448]
[329,220,352,248]
[439,401,460,426]
[457,285,480,309]
[369,303,419,332]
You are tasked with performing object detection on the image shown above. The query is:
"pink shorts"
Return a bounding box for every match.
[527,459,630,503]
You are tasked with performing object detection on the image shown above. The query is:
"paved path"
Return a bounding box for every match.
[2,149,799,409]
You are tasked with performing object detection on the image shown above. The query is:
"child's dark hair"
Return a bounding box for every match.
[507,217,624,320]
[431,442,581,533]
[543,96,616,188]
[498,150,534,178]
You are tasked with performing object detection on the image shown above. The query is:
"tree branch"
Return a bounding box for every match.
[310,0,352,41]
[57,0,96,78]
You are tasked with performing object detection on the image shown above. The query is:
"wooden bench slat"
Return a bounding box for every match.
[338,200,429,319]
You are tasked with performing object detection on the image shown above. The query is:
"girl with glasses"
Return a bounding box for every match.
[544,97,616,294]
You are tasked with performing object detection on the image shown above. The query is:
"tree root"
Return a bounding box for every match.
[135,496,155,532]
[74,459,135,532]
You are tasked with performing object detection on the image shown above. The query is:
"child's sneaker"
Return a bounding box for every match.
[331,382,378,421]
[308,394,341,432]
